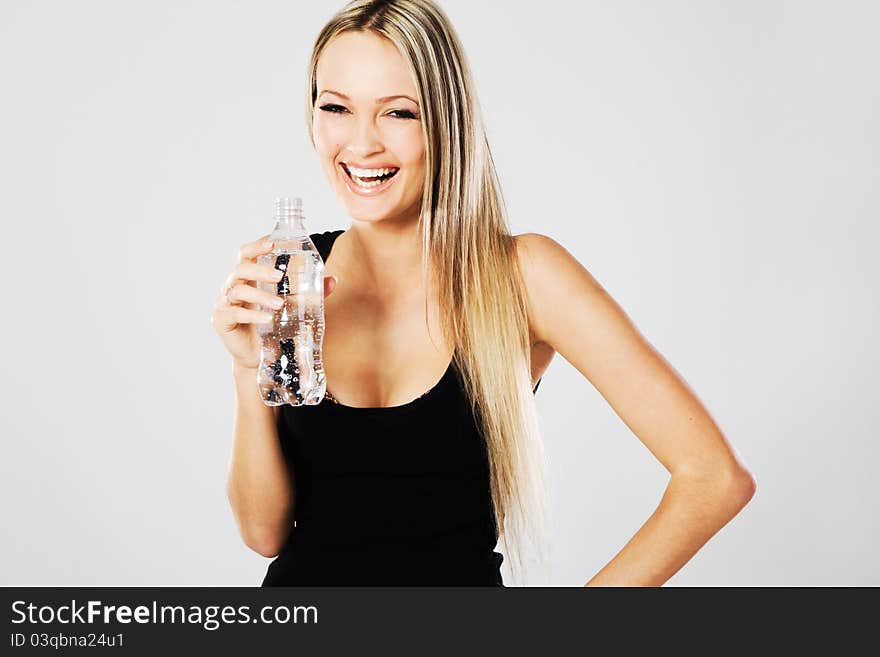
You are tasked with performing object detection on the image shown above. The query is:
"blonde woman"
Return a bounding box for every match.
[212,0,756,587]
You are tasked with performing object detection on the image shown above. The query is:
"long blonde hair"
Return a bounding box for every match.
[305,0,550,584]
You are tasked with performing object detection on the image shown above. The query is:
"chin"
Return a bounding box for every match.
[345,206,407,224]
[339,191,422,225]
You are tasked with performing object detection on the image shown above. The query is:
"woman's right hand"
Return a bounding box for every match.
[211,235,338,371]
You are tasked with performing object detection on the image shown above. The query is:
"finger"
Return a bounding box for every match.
[227,283,285,309]
[221,265,283,305]
[237,235,275,263]
[213,305,274,332]
[232,261,286,285]
[220,273,248,307]
[324,275,338,298]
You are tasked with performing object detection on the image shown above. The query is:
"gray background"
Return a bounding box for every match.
[1,0,876,586]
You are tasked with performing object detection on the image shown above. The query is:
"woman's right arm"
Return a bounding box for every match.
[212,235,337,558]
[227,363,294,558]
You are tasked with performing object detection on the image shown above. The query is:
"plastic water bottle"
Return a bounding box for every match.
[255,197,326,406]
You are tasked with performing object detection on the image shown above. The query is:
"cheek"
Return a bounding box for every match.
[312,117,348,156]
[388,128,425,168]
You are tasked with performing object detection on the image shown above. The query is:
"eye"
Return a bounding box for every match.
[318,103,347,114]
[389,109,418,120]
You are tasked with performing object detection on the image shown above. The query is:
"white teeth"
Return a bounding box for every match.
[351,176,386,188]
[346,165,398,177]
[343,164,399,188]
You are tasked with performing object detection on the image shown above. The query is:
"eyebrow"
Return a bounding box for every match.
[318,89,419,105]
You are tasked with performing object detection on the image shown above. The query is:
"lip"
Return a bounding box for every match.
[339,162,399,197]
[342,161,400,170]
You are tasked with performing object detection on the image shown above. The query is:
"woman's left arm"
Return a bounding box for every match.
[515,233,757,587]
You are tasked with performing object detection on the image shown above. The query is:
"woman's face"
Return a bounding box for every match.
[313,30,425,225]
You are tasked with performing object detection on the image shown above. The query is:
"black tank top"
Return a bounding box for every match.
[261,229,542,586]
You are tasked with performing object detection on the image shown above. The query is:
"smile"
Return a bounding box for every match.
[340,162,400,193]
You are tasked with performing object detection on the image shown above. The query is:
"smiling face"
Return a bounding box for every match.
[312,30,426,225]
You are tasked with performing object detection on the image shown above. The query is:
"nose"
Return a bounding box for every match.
[345,114,384,160]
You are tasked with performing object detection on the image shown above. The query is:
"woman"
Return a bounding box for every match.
[211,0,756,587]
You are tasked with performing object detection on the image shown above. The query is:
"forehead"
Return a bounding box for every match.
[316,31,417,100]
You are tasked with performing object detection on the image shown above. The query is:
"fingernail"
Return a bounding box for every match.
[271,297,283,308]
[263,240,273,248]
[331,276,339,286]
[272,270,284,279]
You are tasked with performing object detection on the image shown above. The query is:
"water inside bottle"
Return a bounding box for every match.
[255,247,326,406]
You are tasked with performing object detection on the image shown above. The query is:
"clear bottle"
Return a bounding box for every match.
[255,197,326,406]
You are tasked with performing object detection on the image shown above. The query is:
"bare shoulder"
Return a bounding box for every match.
[513,232,608,350]
[513,232,582,272]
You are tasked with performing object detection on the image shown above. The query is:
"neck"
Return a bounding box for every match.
[343,217,430,295]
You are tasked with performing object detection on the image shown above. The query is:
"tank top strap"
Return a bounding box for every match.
[310,229,345,262]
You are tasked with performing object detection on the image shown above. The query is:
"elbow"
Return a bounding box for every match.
[226,484,288,559]
[713,465,757,512]
[674,463,758,510]
[238,522,287,558]
[731,467,757,506]
[245,535,283,559]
